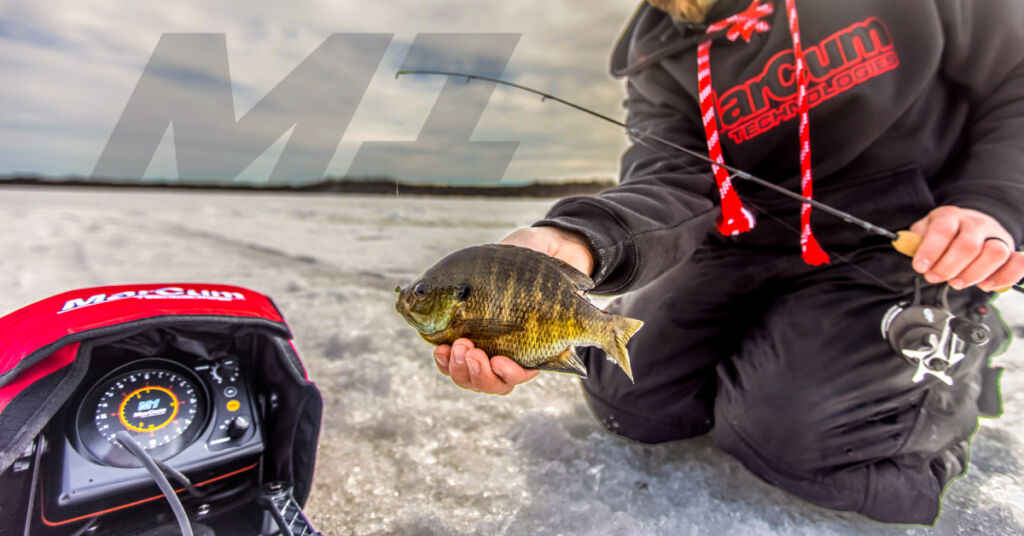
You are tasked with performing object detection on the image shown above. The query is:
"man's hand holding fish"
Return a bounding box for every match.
[429,226,598,395]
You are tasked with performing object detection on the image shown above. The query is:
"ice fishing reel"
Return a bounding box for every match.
[881,278,991,385]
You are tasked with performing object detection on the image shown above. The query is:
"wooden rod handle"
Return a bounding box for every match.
[891,230,923,257]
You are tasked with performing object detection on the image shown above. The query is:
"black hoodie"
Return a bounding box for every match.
[535,0,1024,294]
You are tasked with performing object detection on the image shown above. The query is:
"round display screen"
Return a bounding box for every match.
[76,360,208,467]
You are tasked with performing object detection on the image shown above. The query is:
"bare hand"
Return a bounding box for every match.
[433,339,539,395]
[499,226,595,276]
[909,206,1023,291]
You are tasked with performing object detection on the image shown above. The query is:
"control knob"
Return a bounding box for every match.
[227,415,251,439]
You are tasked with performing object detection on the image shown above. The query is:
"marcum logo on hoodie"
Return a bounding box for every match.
[59,287,246,314]
[718,17,899,144]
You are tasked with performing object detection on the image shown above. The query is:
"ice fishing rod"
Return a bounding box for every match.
[395,69,1023,293]
[396,71,903,239]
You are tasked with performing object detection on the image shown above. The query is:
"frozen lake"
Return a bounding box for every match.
[1,186,1021,535]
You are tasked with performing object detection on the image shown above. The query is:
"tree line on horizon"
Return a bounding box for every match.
[0,175,617,197]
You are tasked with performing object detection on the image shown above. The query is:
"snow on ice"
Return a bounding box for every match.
[1,187,1021,535]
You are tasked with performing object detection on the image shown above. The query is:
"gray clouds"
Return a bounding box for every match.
[0,0,638,183]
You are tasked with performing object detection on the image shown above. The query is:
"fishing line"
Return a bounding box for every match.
[393,176,411,293]
[396,70,1024,294]
[742,198,904,293]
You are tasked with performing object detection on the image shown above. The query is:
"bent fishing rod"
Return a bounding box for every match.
[395,69,1024,294]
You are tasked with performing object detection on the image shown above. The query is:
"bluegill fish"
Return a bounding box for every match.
[395,244,642,380]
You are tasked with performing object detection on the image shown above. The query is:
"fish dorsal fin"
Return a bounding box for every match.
[483,243,594,291]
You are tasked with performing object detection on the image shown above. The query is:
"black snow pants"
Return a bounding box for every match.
[579,242,1006,524]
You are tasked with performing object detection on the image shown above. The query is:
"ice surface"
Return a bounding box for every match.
[1,187,1021,535]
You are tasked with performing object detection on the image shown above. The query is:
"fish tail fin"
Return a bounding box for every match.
[601,314,643,383]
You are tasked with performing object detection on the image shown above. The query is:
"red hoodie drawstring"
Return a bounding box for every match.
[784,0,830,264]
[696,0,830,265]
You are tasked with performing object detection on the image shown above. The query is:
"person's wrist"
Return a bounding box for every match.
[539,226,596,276]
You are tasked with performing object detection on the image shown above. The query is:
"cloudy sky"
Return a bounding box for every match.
[0,0,642,185]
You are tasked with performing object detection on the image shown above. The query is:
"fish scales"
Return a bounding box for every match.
[464,246,590,360]
[465,247,593,362]
[457,248,529,358]
[473,246,578,364]
[396,244,642,380]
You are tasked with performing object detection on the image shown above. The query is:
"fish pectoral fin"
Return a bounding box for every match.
[460,319,525,339]
[536,346,588,378]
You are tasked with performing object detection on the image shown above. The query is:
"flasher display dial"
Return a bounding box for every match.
[77,361,208,467]
[94,370,198,450]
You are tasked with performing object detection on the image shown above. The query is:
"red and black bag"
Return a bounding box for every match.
[0,283,322,534]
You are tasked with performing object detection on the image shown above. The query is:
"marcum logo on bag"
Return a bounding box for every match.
[59,287,247,314]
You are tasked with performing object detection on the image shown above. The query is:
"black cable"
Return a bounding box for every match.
[115,432,194,536]
[22,436,45,536]
[199,481,253,503]
[154,458,205,498]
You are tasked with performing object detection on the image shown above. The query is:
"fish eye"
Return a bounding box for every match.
[457,283,471,302]
[413,283,428,297]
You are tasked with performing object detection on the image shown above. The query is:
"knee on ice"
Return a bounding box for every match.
[710,394,962,525]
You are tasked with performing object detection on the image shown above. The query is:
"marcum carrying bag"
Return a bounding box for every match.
[0,284,322,534]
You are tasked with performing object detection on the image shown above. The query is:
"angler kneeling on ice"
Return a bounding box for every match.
[410,0,1024,525]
